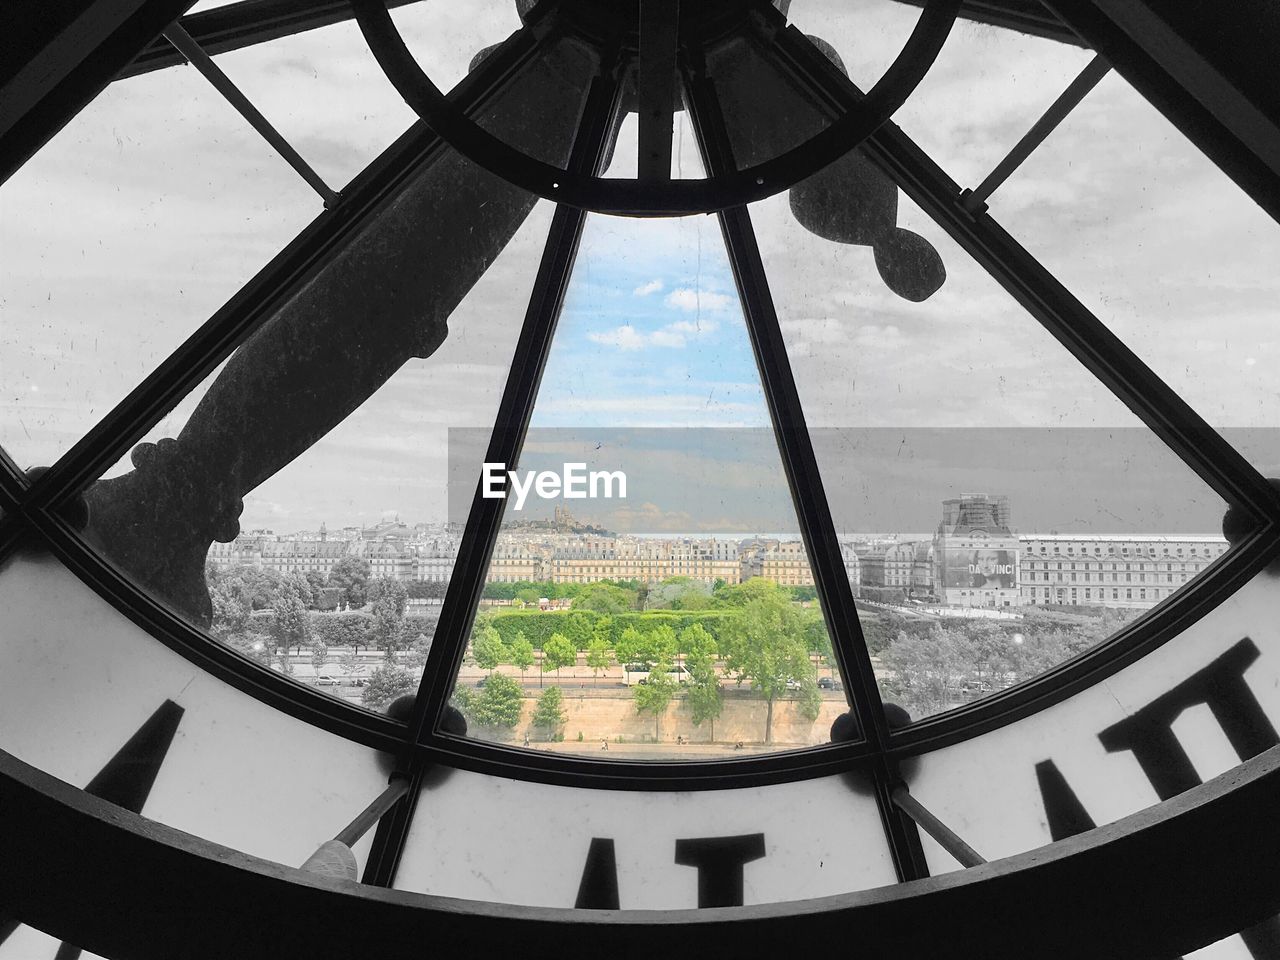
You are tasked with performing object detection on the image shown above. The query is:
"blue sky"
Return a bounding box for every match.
[531,214,770,430]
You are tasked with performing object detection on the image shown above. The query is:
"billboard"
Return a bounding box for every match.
[943,548,1017,588]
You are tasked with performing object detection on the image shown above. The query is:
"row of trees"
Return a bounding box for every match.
[481,576,819,612]
[207,564,429,687]
[452,679,568,739]
[878,608,1142,718]
[462,581,825,743]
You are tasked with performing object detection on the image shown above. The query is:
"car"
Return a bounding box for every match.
[315,675,341,686]
[348,676,368,687]
[817,677,843,691]
[784,678,803,691]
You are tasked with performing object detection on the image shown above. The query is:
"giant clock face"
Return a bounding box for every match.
[2,1,1280,958]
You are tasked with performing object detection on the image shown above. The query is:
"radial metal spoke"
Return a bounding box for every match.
[162,22,339,206]
[683,63,931,882]
[961,53,1111,213]
[637,0,679,181]
[360,60,625,888]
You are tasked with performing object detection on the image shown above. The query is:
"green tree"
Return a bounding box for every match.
[210,578,251,640]
[303,570,328,604]
[585,636,612,685]
[509,633,535,682]
[284,572,314,611]
[310,638,329,672]
[270,578,310,660]
[648,624,678,663]
[718,584,817,743]
[338,650,362,683]
[575,582,634,614]
[634,655,677,741]
[563,611,595,650]
[542,632,577,681]
[881,627,962,718]
[368,578,409,658]
[362,664,415,710]
[531,686,567,741]
[680,623,717,665]
[472,624,508,675]
[614,625,646,667]
[681,623,721,741]
[327,556,371,608]
[591,615,614,647]
[686,660,723,741]
[468,673,523,729]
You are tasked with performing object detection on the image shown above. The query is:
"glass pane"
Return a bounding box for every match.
[602,109,707,180]
[789,4,1094,190]
[444,213,847,759]
[784,0,926,93]
[0,550,390,870]
[392,0,523,101]
[993,70,1280,459]
[394,767,897,905]
[0,53,319,469]
[751,168,1229,723]
[199,19,419,191]
[202,2,525,192]
[904,563,1280,959]
[77,33,603,713]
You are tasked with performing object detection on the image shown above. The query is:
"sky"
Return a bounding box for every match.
[3,0,1279,536]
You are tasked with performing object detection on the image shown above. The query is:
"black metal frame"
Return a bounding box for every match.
[350,0,961,216]
[2,0,1279,898]
[9,742,1280,959]
[683,60,928,880]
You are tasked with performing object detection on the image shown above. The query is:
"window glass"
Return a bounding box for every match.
[784,0,925,98]
[394,766,896,906]
[993,71,1280,467]
[196,18,420,191]
[76,33,603,713]
[752,171,1229,723]
[444,213,846,760]
[0,55,318,470]
[602,109,706,180]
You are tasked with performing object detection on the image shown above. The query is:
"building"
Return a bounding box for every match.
[742,539,814,587]
[933,494,1021,608]
[487,538,545,583]
[1017,534,1229,609]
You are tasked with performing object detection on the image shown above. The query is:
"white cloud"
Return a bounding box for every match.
[586,325,647,351]
[665,288,735,312]
[633,279,664,296]
[666,319,720,335]
[587,317,721,352]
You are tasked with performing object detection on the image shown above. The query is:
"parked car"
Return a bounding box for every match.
[784,678,803,691]
[817,677,843,691]
[315,675,341,686]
